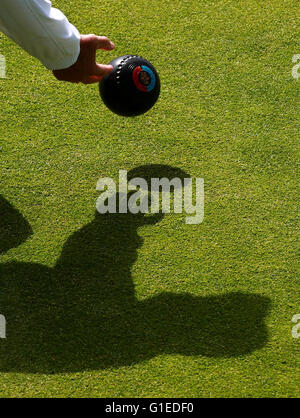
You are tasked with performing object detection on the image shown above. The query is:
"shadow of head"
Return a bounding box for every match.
[0,195,32,255]
[127,164,191,189]
[58,164,192,267]
[97,164,192,226]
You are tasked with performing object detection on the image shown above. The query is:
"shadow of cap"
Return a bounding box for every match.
[127,164,191,190]
[0,196,32,254]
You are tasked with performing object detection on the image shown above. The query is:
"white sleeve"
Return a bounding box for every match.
[0,0,80,70]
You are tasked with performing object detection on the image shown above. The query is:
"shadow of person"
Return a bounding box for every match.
[0,195,32,254]
[0,167,271,374]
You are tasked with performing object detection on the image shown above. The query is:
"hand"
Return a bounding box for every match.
[52,34,115,84]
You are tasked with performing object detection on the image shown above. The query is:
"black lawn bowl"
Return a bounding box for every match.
[100,55,161,117]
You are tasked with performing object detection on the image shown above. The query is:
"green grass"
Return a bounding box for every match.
[0,0,299,398]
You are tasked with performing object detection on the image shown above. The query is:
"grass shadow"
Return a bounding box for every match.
[0,167,271,373]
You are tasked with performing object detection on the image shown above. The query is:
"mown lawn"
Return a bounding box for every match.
[0,0,299,397]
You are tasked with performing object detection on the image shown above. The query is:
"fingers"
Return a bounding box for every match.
[93,36,115,51]
[52,35,115,84]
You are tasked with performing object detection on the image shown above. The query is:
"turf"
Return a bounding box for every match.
[0,0,299,398]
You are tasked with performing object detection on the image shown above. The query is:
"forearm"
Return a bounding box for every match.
[0,0,80,70]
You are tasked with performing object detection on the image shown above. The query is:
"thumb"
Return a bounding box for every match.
[94,64,114,78]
